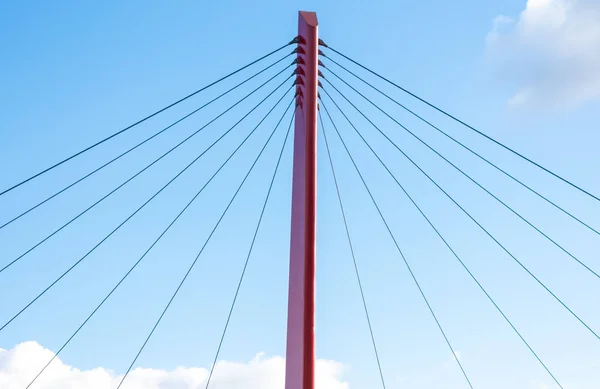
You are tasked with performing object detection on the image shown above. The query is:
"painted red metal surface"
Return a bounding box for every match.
[285,10,318,389]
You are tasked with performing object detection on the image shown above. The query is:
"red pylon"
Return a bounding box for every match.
[285,10,319,389]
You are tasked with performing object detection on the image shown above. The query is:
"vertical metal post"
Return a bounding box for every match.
[285,10,318,389]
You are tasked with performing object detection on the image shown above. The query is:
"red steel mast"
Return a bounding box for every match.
[285,10,319,389]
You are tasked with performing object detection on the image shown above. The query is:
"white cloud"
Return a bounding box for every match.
[485,0,600,107]
[0,342,349,389]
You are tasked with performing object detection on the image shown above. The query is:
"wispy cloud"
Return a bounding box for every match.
[485,0,600,107]
[0,342,348,389]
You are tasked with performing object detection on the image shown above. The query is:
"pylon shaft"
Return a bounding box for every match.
[285,10,319,389]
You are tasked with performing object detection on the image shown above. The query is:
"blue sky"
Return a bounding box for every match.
[1,1,599,388]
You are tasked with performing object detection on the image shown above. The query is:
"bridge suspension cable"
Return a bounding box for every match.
[321,72,600,281]
[0,79,295,332]
[322,45,600,205]
[319,99,475,389]
[318,93,565,388]
[321,55,600,237]
[24,93,296,389]
[116,85,295,389]
[319,84,600,342]
[204,111,295,389]
[318,109,387,389]
[0,52,295,231]
[0,40,297,198]
[0,66,294,276]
